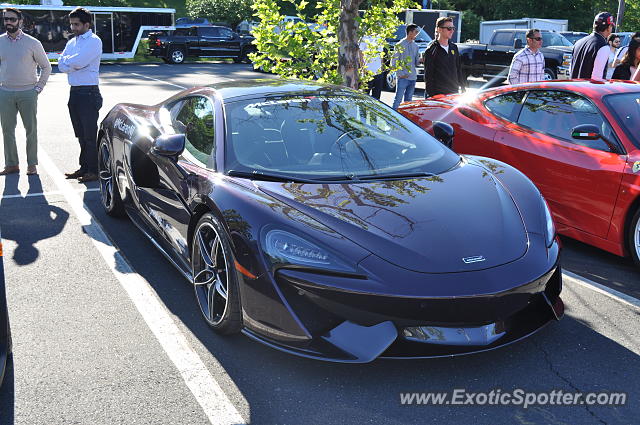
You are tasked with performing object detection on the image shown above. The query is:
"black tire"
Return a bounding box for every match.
[191,213,242,334]
[161,57,170,64]
[543,67,556,81]
[628,207,640,267]
[167,46,185,64]
[98,137,125,217]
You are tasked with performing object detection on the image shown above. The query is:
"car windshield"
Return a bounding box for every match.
[562,33,586,44]
[604,92,640,148]
[224,94,458,180]
[542,32,572,47]
[394,26,433,43]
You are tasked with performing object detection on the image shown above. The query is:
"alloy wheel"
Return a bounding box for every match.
[634,215,640,262]
[192,222,230,326]
[171,50,184,64]
[98,141,114,210]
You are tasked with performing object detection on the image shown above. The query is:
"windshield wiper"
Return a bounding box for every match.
[355,171,436,180]
[226,170,320,183]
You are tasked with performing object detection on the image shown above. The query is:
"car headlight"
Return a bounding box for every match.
[262,229,353,271]
[542,198,556,247]
[562,53,572,67]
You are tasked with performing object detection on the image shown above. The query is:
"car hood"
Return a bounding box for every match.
[542,46,573,53]
[256,161,528,273]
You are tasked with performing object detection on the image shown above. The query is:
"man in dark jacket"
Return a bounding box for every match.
[571,12,615,79]
[424,17,466,98]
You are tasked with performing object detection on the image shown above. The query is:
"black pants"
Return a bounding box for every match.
[367,73,384,100]
[68,86,102,174]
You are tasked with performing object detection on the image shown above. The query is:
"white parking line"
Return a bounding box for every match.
[1,187,99,200]
[38,148,246,425]
[563,270,640,311]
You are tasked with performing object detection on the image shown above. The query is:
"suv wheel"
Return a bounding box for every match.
[168,47,185,64]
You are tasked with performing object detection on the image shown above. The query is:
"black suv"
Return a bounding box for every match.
[148,26,256,64]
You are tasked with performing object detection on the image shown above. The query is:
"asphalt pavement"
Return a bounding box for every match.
[0,62,638,424]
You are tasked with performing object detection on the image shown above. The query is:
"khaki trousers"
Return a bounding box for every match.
[0,88,39,167]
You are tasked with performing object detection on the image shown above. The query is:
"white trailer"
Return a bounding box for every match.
[480,18,568,44]
[399,9,463,43]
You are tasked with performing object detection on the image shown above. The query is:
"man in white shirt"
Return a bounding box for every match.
[508,29,545,84]
[359,36,384,99]
[58,7,103,183]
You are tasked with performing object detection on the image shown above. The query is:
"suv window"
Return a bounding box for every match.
[517,90,618,152]
[491,31,514,46]
[541,32,572,47]
[484,92,525,121]
[199,27,220,37]
[172,96,215,165]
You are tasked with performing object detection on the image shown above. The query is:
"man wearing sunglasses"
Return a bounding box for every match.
[0,7,51,176]
[424,17,465,98]
[571,12,616,79]
[508,29,545,84]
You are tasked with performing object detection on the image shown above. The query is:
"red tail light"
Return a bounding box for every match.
[155,39,162,47]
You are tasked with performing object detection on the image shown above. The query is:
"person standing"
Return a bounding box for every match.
[423,17,465,97]
[605,34,620,79]
[613,32,640,68]
[359,36,384,100]
[570,12,616,80]
[58,7,103,183]
[508,29,545,84]
[391,24,421,110]
[0,7,52,176]
[612,39,640,80]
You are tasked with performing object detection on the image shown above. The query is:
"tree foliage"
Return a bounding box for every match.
[186,0,255,28]
[251,0,414,89]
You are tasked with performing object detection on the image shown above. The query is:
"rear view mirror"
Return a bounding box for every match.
[513,38,523,49]
[433,121,455,150]
[152,134,186,159]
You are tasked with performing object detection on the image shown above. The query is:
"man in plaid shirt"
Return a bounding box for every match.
[508,29,545,84]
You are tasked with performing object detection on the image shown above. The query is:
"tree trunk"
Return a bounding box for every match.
[338,0,363,89]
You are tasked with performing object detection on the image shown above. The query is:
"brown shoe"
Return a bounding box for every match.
[65,169,84,179]
[78,172,98,183]
[27,165,38,175]
[0,166,19,176]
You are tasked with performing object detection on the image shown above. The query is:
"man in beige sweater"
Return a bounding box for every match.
[0,7,51,176]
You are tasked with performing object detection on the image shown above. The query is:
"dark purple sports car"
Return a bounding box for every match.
[98,79,563,362]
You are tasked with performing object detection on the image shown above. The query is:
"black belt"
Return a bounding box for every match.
[70,85,99,91]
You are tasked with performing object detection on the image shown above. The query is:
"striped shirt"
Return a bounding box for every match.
[508,47,545,85]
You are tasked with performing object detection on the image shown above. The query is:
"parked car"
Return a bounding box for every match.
[383,24,433,91]
[458,29,573,82]
[560,31,588,45]
[0,229,11,387]
[398,80,640,267]
[96,78,563,362]
[148,26,256,64]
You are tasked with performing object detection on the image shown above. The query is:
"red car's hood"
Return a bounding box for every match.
[256,162,529,273]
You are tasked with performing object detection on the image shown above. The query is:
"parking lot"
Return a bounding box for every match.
[0,62,638,424]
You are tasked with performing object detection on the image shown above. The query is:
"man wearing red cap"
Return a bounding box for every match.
[571,12,616,79]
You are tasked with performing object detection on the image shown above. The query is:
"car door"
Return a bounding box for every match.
[217,27,240,57]
[197,27,222,56]
[145,95,217,267]
[492,89,626,238]
[485,31,516,77]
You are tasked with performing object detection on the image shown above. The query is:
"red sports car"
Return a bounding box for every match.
[399,80,640,266]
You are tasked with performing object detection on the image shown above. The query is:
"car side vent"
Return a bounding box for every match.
[458,106,490,124]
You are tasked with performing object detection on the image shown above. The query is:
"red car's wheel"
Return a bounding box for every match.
[629,207,640,267]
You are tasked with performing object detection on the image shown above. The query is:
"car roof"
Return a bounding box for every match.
[205,78,360,102]
[482,80,640,99]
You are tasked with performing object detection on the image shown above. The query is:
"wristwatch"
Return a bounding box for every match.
[34,86,42,93]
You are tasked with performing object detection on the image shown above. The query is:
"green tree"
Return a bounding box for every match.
[251,0,414,89]
[186,0,255,28]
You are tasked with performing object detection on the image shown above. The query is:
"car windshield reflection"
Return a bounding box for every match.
[224,94,459,180]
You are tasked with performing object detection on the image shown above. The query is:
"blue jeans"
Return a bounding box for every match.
[392,78,416,109]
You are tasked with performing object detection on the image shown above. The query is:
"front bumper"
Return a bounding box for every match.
[243,257,563,363]
[556,65,571,80]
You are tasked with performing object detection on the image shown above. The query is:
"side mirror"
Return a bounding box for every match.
[152,134,186,159]
[571,124,620,153]
[513,38,523,49]
[432,121,454,150]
